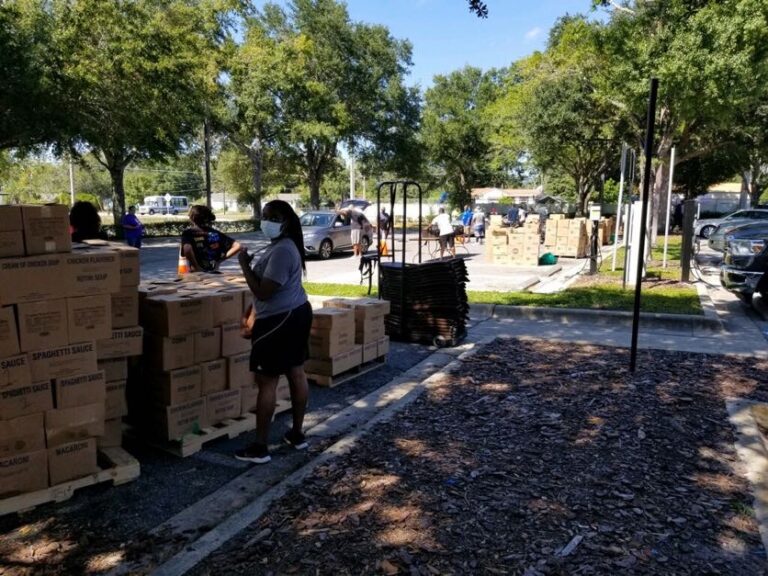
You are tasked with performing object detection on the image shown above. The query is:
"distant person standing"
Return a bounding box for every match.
[506,205,519,228]
[70,201,108,242]
[431,207,456,259]
[121,205,144,248]
[673,202,683,233]
[378,208,391,240]
[472,208,486,244]
[347,209,365,256]
[181,205,241,273]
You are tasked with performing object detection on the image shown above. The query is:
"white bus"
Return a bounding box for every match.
[138,195,189,215]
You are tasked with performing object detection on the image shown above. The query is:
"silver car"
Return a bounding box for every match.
[709,220,768,252]
[695,208,768,239]
[301,210,373,259]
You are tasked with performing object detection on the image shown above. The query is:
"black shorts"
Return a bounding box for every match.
[439,233,455,249]
[250,301,313,376]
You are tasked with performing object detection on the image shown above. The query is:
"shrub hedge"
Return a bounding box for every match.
[103,219,260,239]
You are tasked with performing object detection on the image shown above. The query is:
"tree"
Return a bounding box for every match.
[51,0,231,225]
[0,1,65,150]
[421,66,504,209]
[233,0,415,210]
[595,0,768,237]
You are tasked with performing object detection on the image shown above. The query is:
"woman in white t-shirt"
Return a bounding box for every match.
[234,200,313,465]
[431,207,456,259]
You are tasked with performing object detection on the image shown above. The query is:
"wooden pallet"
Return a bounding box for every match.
[307,356,387,388]
[0,447,140,516]
[137,413,257,458]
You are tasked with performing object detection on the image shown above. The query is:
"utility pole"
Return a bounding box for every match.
[349,157,355,200]
[68,158,76,206]
[203,119,212,208]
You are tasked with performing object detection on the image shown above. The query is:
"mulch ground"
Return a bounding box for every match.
[191,338,768,576]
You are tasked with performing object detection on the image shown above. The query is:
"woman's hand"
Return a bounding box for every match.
[238,247,254,270]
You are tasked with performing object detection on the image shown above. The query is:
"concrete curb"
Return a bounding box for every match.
[726,399,768,559]
[474,303,722,331]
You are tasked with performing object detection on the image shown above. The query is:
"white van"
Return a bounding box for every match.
[138,195,189,215]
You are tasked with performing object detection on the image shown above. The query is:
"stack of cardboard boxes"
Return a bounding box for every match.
[303,298,389,383]
[0,205,142,498]
[544,216,589,258]
[486,214,541,266]
[136,275,259,444]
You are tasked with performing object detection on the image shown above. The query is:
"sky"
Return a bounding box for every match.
[341,0,603,88]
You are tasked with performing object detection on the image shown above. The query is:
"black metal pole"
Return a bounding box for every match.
[630,78,658,373]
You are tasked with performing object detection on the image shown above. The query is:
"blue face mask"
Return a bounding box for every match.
[262,220,283,239]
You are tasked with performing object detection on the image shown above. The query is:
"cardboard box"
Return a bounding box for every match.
[240,384,258,415]
[220,323,251,357]
[311,307,355,331]
[67,295,112,343]
[149,398,206,442]
[107,243,140,287]
[96,327,143,359]
[304,345,362,376]
[210,291,243,326]
[362,341,378,363]
[200,359,226,394]
[0,254,69,304]
[0,230,25,258]
[15,299,69,352]
[140,294,213,337]
[48,438,98,485]
[308,328,355,358]
[98,417,123,448]
[0,380,53,420]
[194,327,221,363]
[0,449,48,497]
[65,248,121,297]
[29,342,97,382]
[145,333,194,372]
[323,298,388,345]
[97,358,128,382]
[0,206,23,232]
[105,379,127,419]
[138,283,178,300]
[0,412,45,457]
[227,351,253,388]
[205,389,241,425]
[149,365,201,406]
[355,321,385,345]
[54,370,106,409]
[45,402,105,447]
[0,306,20,358]
[110,288,139,329]
[21,205,71,255]
[377,336,390,357]
[0,354,32,390]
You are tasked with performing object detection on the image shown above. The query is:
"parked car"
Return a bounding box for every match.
[720,225,768,304]
[695,208,768,239]
[709,220,768,252]
[300,210,373,259]
[339,198,370,211]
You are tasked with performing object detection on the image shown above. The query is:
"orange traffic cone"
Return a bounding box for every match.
[177,255,190,276]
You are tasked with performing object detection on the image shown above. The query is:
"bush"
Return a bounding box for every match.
[103,218,259,239]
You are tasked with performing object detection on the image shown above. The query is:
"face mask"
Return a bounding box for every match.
[262,220,284,239]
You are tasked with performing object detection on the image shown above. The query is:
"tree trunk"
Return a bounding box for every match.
[740,172,751,208]
[308,168,321,209]
[577,178,591,216]
[109,166,126,239]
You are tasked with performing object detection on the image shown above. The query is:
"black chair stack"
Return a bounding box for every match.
[380,258,469,346]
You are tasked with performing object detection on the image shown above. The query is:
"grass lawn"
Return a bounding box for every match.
[304,235,702,315]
